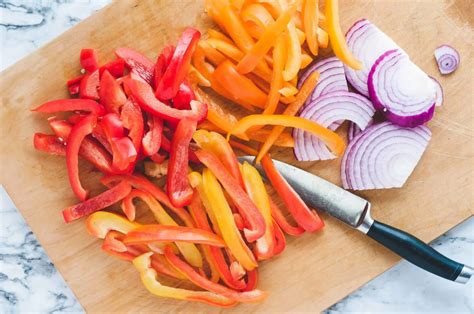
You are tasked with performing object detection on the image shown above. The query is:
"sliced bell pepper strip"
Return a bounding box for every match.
[269,198,305,236]
[243,269,259,292]
[133,253,237,307]
[193,130,244,189]
[115,47,155,84]
[188,64,211,87]
[149,152,166,164]
[241,162,275,260]
[192,44,215,81]
[256,0,281,18]
[86,211,140,238]
[141,114,163,157]
[32,99,105,116]
[79,69,100,100]
[66,75,84,96]
[100,70,127,113]
[261,155,324,232]
[317,27,329,48]
[66,114,97,200]
[49,119,113,174]
[209,73,256,112]
[164,246,267,303]
[199,170,258,270]
[123,189,202,268]
[207,28,233,44]
[63,181,132,223]
[153,45,175,91]
[125,78,208,123]
[172,81,195,110]
[263,35,285,115]
[303,0,319,55]
[33,133,65,156]
[283,23,301,81]
[91,123,113,153]
[271,219,286,255]
[80,48,99,73]
[241,3,274,39]
[99,58,126,78]
[230,261,246,281]
[100,174,195,228]
[236,4,296,74]
[156,28,201,100]
[195,150,265,243]
[301,52,313,69]
[197,40,227,66]
[229,140,258,156]
[167,118,196,208]
[326,0,362,70]
[121,98,144,152]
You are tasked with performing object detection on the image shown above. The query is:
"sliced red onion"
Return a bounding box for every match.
[429,76,444,106]
[341,122,431,190]
[345,19,406,96]
[368,49,436,128]
[298,56,348,106]
[434,45,460,75]
[293,91,375,161]
[347,119,373,142]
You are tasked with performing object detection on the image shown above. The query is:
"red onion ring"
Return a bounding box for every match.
[429,76,444,107]
[293,91,375,161]
[347,120,373,142]
[341,122,431,190]
[345,19,406,96]
[434,45,460,75]
[368,49,436,128]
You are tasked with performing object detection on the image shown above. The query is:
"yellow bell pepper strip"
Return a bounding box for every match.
[301,52,313,69]
[121,189,203,268]
[271,219,286,255]
[193,130,245,189]
[197,40,226,66]
[269,198,305,236]
[303,0,319,55]
[207,28,233,44]
[241,162,276,260]
[188,65,211,87]
[164,246,267,303]
[261,155,324,232]
[133,252,237,307]
[317,27,329,48]
[295,27,306,45]
[236,4,296,74]
[200,169,258,270]
[240,3,275,39]
[279,84,299,97]
[213,60,267,109]
[86,211,140,238]
[325,0,362,70]
[196,150,266,243]
[255,71,320,162]
[263,35,285,115]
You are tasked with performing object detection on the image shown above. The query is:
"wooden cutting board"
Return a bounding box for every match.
[0,0,472,312]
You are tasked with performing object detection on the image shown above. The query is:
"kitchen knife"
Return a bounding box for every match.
[238,156,472,283]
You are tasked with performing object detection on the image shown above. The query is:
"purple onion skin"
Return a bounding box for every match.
[368,50,436,128]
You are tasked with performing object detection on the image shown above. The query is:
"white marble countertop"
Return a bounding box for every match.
[0,1,472,313]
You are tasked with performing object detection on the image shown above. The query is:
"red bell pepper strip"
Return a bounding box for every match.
[141,114,163,157]
[167,118,196,208]
[172,81,195,110]
[80,48,99,72]
[33,133,66,155]
[149,152,167,164]
[79,69,100,100]
[100,174,195,228]
[32,99,105,116]
[124,225,226,247]
[269,198,305,236]
[156,28,201,100]
[125,78,208,124]
[99,59,126,78]
[243,269,259,292]
[90,123,112,153]
[194,149,265,242]
[271,220,286,256]
[121,98,144,152]
[154,45,175,91]
[66,114,97,200]
[161,135,200,163]
[261,155,324,232]
[66,75,84,96]
[115,47,154,84]
[99,70,127,113]
[62,181,131,223]
[48,119,113,174]
[164,246,267,303]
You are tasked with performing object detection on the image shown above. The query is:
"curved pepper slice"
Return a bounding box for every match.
[153,45,175,91]
[164,246,267,303]
[303,0,319,55]
[79,69,100,100]
[86,211,140,238]
[133,252,237,307]
[100,70,127,113]
[141,114,163,157]
[66,75,83,96]
[115,47,155,84]
[99,58,125,78]
[80,48,99,72]
[261,155,324,232]
[172,81,195,110]
[269,198,305,236]
[195,150,265,243]
[125,78,207,123]
[33,133,65,155]
[271,219,286,255]
[63,181,132,223]
[263,35,285,115]
[32,99,105,116]
[156,28,201,100]
[121,98,144,152]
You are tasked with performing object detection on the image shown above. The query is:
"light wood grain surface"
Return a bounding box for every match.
[0,0,472,312]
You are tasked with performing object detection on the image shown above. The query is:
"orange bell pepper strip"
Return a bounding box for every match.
[303,0,319,55]
[256,0,281,18]
[295,27,306,45]
[121,189,203,268]
[197,40,226,66]
[240,3,275,39]
[229,0,245,11]
[229,140,258,155]
[188,65,211,87]
[263,35,285,115]
[192,44,214,81]
[278,84,299,98]
[86,211,140,238]
[164,246,267,303]
[283,22,301,81]
[133,252,237,307]
[301,52,313,69]
[208,74,255,112]
[237,4,296,74]
[325,0,362,70]
[317,27,329,48]
[196,150,266,244]
[207,28,233,44]
[214,60,267,109]
[241,162,276,260]
[199,169,258,270]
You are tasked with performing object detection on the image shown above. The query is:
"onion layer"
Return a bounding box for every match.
[429,76,444,107]
[293,91,375,161]
[347,120,373,142]
[434,45,460,75]
[341,122,431,190]
[368,49,436,128]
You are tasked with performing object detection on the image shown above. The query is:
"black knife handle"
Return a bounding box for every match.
[366,220,471,282]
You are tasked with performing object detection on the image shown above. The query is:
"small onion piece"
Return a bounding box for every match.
[434,45,460,75]
[341,122,431,190]
[429,76,444,107]
[347,119,373,142]
[368,49,436,128]
[293,91,376,161]
[344,19,406,96]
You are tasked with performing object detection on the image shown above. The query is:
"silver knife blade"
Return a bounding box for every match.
[238,156,371,229]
